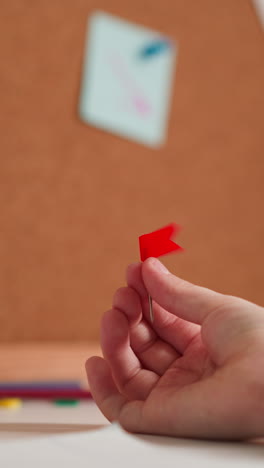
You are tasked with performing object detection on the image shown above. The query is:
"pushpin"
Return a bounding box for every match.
[0,398,22,409]
[139,223,183,322]
[54,399,79,406]
[139,39,172,59]
[148,294,154,323]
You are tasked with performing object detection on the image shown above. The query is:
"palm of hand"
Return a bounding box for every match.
[150,333,215,397]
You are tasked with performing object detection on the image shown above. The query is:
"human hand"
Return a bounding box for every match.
[86,258,264,439]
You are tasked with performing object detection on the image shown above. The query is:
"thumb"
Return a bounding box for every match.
[142,258,264,364]
[142,257,226,325]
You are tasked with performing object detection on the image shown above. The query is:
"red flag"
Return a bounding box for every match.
[139,223,183,261]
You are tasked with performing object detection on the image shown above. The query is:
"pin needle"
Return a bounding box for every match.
[148,294,154,323]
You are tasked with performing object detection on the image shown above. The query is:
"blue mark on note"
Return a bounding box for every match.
[139,39,171,59]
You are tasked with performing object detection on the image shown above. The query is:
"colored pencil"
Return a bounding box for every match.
[0,381,81,390]
[0,388,92,400]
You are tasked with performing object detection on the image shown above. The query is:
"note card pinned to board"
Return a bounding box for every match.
[79,12,178,148]
[252,0,264,28]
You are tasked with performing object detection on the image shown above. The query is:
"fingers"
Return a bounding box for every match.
[100,308,159,400]
[86,356,127,422]
[86,356,150,430]
[142,258,227,325]
[126,262,200,353]
[126,262,147,298]
[113,287,180,374]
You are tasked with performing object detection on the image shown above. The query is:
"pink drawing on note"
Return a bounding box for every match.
[108,52,152,117]
[132,96,151,116]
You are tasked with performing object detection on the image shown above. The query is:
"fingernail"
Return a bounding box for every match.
[149,257,169,274]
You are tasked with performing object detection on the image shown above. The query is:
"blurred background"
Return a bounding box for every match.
[0,1,263,384]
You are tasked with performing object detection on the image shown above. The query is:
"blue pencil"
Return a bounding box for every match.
[0,381,82,390]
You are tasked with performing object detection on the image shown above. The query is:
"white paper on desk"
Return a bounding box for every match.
[1,423,264,468]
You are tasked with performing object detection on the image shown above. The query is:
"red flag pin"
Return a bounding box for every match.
[139,223,183,322]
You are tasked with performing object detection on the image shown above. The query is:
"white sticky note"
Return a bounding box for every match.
[79,12,177,148]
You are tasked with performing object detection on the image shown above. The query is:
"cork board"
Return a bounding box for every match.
[0,1,263,342]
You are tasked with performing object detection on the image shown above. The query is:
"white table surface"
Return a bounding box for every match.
[1,342,263,466]
[0,399,110,441]
[1,400,264,468]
